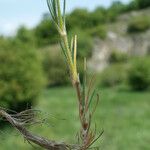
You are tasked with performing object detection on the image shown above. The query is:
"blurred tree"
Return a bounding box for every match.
[109,51,128,63]
[89,25,107,39]
[0,36,8,48]
[106,1,127,21]
[0,42,45,111]
[128,57,150,91]
[127,16,150,33]
[91,7,107,25]
[125,0,138,11]
[16,26,36,47]
[99,64,127,87]
[135,0,150,9]
[42,48,69,87]
[67,9,92,29]
[35,15,58,46]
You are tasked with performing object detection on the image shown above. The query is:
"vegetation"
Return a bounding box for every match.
[68,28,93,59]
[99,56,150,91]
[109,51,128,63]
[99,64,128,87]
[0,0,150,149]
[35,17,58,46]
[15,26,36,47]
[0,42,45,111]
[127,57,150,91]
[127,16,150,33]
[3,0,149,49]
[0,87,150,150]
[42,46,69,87]
[46,0,102,149]
[89,25,107,39]
[135,0,150,9]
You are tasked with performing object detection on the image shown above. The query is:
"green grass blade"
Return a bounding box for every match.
[63,0,66,29]
[60,41,68,60]
[70,37,74,59]
[47,0,55,20]
[82,58,87,108]
[88,89,96,109]
[56,0,63,29]
[52,0,58,23]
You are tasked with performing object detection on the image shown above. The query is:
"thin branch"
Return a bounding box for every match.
[0,109,72,150]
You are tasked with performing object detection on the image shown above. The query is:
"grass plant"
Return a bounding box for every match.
[47,0,103,149]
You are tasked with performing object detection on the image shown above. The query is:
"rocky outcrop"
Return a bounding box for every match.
[89,8,150,72]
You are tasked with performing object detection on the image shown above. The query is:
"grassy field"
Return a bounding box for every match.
[0,87,150,150]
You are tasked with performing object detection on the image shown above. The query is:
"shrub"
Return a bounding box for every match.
[16,26,36,47]
[35,17,58,46]
[109,51,128,63]
[89,25,107,39]
[0,43,45,111]
[136,0,150,9]
[67,9,92,29]
[99,64,127,87]
[42,46,69,87]
[127,16,150,33]
[127,57,150,91]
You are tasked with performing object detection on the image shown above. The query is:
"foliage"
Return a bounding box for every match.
[42,46,69,87]
[91,7,107,25]
[4,0,149,52]
[135,0,150,9]
[67,9,92,29]
[0,36,9,47]
[15,26,36,47]
[107,1,127,21]
[91,1,128,23]
[35,17,58,46]
[99,64,127,87]
[109,51,128,63]
[0,42,45,111]
[127,57,150,91]
[2,0,149,51]
[89,25,107,39]
[1,87,150,149]
[127,16,150,33]
[124,0,138,11]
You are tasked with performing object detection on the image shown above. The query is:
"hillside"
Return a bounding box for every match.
[89,8,150,71]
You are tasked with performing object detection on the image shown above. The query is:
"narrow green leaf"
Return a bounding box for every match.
[70,37,74,59]
[88,89,96,109]
[57,0,63,29]
[91,93,99,116]
[82,58,87,108]
[63,0,66,29]
[60,41,67,60]
[52,0,58,23]
[73,35,77,72]
[47,0,55,20]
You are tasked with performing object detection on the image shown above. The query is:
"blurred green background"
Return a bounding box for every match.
[0,0,150,149]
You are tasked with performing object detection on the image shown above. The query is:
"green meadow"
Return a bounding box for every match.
[0,87,150,150]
